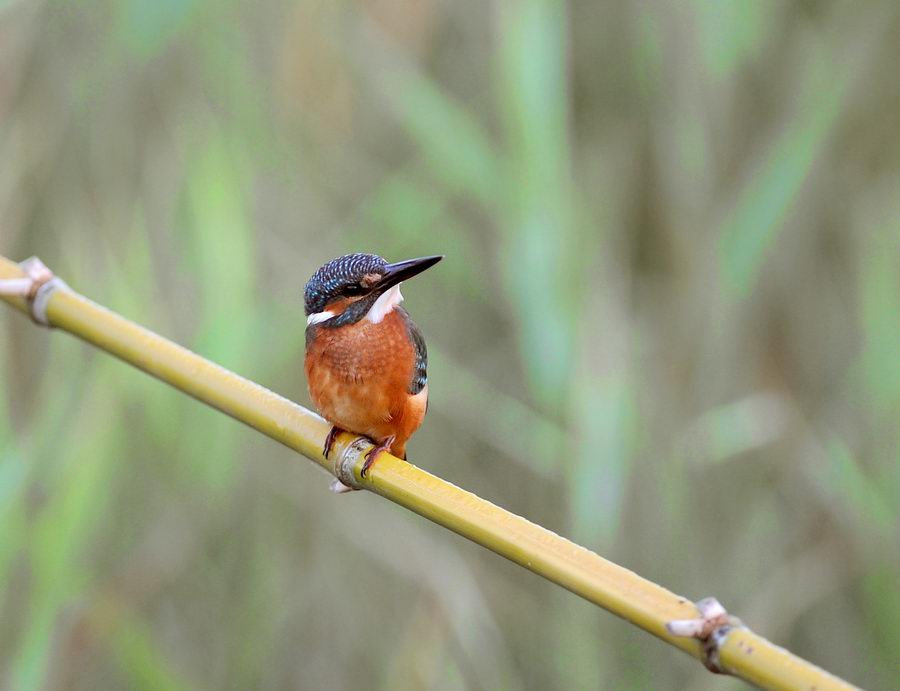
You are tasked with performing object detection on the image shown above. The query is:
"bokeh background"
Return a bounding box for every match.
[1,1,899,689]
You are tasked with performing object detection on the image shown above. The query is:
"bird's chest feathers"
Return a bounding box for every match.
[306,311,414,388]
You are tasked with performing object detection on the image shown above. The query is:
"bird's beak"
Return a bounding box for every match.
[376,255,443,291]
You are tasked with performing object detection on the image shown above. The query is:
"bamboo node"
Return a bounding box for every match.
[666,597,743,674]
[333,436,371,492]
[7,257,68,326]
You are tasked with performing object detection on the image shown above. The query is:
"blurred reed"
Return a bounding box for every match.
[1,1,898,689]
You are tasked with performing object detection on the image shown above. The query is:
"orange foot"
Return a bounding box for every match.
[323,426,344,459]
[361,435,396,478]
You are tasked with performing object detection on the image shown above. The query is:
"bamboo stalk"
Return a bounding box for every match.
[0,255,859,691]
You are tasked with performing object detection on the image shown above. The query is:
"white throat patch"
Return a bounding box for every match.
[366,284,403,324]
[306,310,334,325]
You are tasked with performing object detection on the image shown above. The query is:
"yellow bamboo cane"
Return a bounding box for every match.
[0,255,859,691]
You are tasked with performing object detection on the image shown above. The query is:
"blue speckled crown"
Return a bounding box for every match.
[304,253,387,315]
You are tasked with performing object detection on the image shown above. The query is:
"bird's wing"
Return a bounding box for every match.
[398,307,427,395]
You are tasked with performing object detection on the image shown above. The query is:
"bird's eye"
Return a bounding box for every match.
[342,282,366,297]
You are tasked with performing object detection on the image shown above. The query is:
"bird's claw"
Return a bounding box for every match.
[360,450,377,478]
[323,426,343,459]
[360,435,395,478]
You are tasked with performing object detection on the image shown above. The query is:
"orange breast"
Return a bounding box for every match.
[305,310,427,455]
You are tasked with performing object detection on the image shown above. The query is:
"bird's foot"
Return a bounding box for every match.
[322,426,344,459]
[361,435,396,478]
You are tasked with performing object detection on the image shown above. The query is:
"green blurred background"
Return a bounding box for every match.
[1,1,899,689]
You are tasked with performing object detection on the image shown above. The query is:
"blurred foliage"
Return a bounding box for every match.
[2,1,899,689]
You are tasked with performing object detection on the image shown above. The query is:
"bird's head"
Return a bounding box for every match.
[304,253,442,327]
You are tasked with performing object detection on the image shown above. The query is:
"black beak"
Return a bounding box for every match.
[377,255,443,291]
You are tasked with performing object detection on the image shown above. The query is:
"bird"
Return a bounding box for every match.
[303,252,442,484]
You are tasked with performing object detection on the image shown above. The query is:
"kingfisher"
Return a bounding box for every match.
[304,252,442,485]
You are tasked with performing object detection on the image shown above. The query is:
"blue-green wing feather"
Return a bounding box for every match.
[398,307,427,395]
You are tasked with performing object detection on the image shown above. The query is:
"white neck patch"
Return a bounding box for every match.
[306,310,335,325]
[366,284,403,324]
